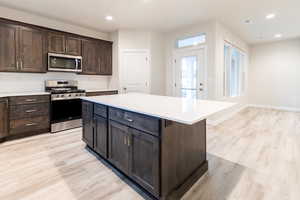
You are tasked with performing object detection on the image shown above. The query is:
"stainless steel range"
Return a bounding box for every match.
[45,80,86,133]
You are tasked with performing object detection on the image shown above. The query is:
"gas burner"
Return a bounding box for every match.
[45,80,86,101]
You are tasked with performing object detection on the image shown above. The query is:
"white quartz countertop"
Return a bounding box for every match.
[85,89,118,93]
[0,92,50,98]
[81,93,235,125]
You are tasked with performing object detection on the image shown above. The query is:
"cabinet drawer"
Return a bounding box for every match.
[10,103,49,120]
[10,116,49,135]
[109,107,160,136]
[9,95,50,105]
[94,104,107,118]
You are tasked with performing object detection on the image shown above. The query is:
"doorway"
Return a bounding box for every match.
[121,49,150,94]
[174,47,206,99]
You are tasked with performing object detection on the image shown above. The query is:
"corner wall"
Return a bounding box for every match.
[248,38,300,111]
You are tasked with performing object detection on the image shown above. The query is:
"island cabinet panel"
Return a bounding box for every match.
[109,107,160,136]
[19,27,46,73]
[82,101,208,200]
[94,115,107,158]
[82,101,94,148]
[0,98,9,140]
[129,128,160,197]
[108,121,130,174]
[0,22,18,72]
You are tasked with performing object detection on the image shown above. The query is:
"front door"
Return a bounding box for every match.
[174,48,206,99]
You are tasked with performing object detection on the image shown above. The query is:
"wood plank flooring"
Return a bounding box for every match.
[0,107,299,200]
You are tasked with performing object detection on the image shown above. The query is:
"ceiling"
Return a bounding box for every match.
[0,0,299,44]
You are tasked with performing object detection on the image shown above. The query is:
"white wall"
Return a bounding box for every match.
[0,6,112,93]
[112,30,166,95]
[249,38,300,110]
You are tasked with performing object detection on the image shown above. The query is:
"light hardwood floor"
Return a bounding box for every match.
[0,107,299,200]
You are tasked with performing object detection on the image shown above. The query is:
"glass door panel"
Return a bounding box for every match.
[180,56,197,98]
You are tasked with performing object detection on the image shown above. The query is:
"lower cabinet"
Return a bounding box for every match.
[108,120,160,197]
[0,98,9,139]
[82,101,94,148]
[108,121,130,174]
[83,103,160,198]
[129,128,160,196]
[94,115,108,158]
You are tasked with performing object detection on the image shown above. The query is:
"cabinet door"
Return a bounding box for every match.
[0,22,18,72]
[108,121,130,174]
[82,40,99,74]
[0,98,9,139]
[129,129,160,197]
[99,41,112,75]
[66,36,81,56]
[94,115,107,158]
[19,27,46,72]
[48,32,65,54]
[82,101,94,148]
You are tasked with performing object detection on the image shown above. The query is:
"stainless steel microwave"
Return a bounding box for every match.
[48,53,82,72]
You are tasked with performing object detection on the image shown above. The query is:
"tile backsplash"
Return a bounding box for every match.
[0,72,109,93]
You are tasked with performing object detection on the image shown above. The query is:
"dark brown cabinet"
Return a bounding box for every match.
[82,39,113,75]
[0,98,9,139]
[82,39,98,75]
[94,115,107,158]
[82,101,94,148]
[0,20,46,73]
[66,36,82,56]
[48,32,65,54]
[19,27,46,72]
[9,95,50,136]
[129,129,159,196]
[99,41,113,75]
[108,121,130,174]
[48,32,82,56]
[0,23,18,72]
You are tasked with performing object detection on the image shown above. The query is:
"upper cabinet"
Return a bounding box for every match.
[99,41,113,75]
[0,23,19,72]
[0,21,46,73]
[0,18,112,75]
[19,27,46,73]
[82,39,99,75]
[81,39,113,75]
[48,32,82,56]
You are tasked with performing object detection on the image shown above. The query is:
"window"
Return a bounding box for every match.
[224,43,246,97]
[177,34,206,48]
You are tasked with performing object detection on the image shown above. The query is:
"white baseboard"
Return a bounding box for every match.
[247,104,300,112]
[207,104,248,126]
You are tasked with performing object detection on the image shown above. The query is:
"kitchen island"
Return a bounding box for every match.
[81,93,234,200]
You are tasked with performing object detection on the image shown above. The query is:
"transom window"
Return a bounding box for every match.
[176,34,206,48]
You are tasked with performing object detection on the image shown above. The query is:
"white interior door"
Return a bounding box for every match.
[121,50,150,93]
[174,48,206,99]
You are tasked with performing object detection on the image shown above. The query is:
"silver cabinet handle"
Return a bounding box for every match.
[124,136,127,145]
[25,99,37,102]
[124,115,133,122]
[26,123,37,126]
[25,109,37,113]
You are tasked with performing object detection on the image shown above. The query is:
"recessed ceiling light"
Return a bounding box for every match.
[266,13,276,19]
[274,34,282,38]
[105,16,113,21]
